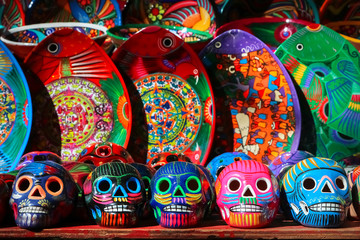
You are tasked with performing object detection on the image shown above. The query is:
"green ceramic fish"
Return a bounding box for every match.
[276,24,360,160]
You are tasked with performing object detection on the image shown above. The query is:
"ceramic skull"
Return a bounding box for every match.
[16,151,62,170]
[206,152,252,181]
[77,142,134,166]
[150,161,213,228]
[83,162,146,227]
[281,157,351,227]
[9,161,77,229]
[215,160,280,228]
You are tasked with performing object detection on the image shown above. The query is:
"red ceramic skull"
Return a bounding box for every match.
[77,142,134,166]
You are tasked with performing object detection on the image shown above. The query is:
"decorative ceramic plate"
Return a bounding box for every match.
[0,0,25,29]
[107,24,213,52]
[123,0,217,35]
[0,22,108,60]
[275,24,360,160]
[112,26,215,165]
[24,28,132,162]
[26,0,122,28]
[215,17,312,51]
[199,29,302,165]
[0,41,32,173]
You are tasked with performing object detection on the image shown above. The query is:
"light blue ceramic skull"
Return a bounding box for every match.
[281,157,351,227]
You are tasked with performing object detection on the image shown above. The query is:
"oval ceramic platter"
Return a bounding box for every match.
[111,26,215,165]
[0,0,25,29]
[0,40,32,173]
[199,29,302,165]
[123,0,217,35]
[26,0,122,29]
[275,24,360,161]
[23,28,132,162]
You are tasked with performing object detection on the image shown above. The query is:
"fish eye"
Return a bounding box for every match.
[162,37,173,48]
[215,41,221,48]
[296,43,304,51]
[47,43,60,54]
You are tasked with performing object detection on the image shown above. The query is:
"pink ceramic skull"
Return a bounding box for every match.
[215,160,279,228]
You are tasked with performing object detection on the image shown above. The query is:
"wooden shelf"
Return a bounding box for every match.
[1,214,360,239]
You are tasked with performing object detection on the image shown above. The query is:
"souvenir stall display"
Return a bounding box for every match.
[2,0,360,238]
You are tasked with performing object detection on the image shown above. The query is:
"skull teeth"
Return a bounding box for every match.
[19,206,48,214]
[163,205,192,213]
[230,204,263,213]
[309,203,344,212]
[104,205,134,213]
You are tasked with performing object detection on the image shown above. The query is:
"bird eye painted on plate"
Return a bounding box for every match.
[47,42,60,54]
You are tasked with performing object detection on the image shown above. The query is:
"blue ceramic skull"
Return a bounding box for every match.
[83,162,146,227]
[281,157,351,227]
[206,152,252,181]
[150,161,213,228]
[9,161,77,229]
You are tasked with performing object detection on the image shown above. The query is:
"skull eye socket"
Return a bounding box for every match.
[16,176,33,193]
[186,176,201,193]
[227,177,241,192]
[126,177,141,193]
[45,176,63,196]
[142,176,151,191]
[156,177,171,194]
[256,177,271,192]
[216,166,226,178]
[96,177,112,194]
[303,177,316,191]
[336,176,347,190]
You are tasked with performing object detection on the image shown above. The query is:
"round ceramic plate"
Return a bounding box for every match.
[112,26,215,165]
[275,24,360,160]
[26,0,122,28]
[107,24,213,52]
[215,17,312,51]
[199,29,302,165]
[0,22,108,60]
[23,28,131,162]
[0,41,32,173]
[123,0,217,35]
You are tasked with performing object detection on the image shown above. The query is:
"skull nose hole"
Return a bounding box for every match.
[113,186,127,197]
[32,188,41,197]
[243,188,254,197]
[322,183,332,193]
[173,186,185,197]
[96,146,112,157]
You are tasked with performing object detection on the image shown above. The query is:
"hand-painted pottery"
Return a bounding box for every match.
[123,0,217,35]
[83,162,146,227]
[206,152,252,181]
[0,40,32,173]
[107,24,213,53]
[319,0,357,24]
[24,29,132,162]
[0,172,17,191]
[351,169,360,219]
[62,161,95,222]
[112,26,215,165]
[0,178,9,224]
[9,161,78,229]
[280,157,351,227]
[0,22,108,60]
[275,24,360,161]
[26,0,122,28]
[0,0,25,29]
[150,161,214,228]
[326,21,360,52]
[130,163,156,217]
[215,18,312,51]
[215,160,280,228]
[16,151,62,170]
[263,0,320,23]
[268,150,314,179]
[77,142,135,166]
[199,29,302,165]
[147,153,192,171]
